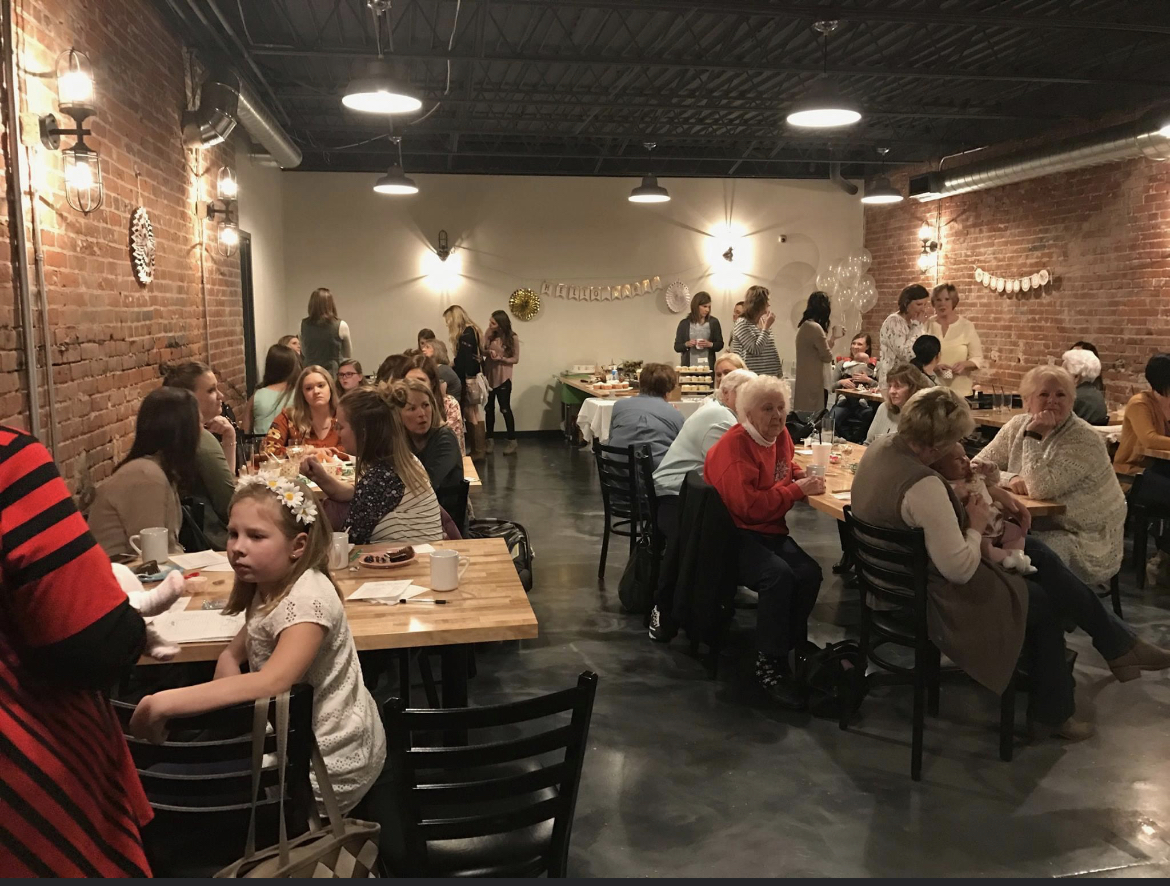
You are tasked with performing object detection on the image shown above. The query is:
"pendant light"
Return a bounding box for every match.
[373,136,418,194]
[342,2,420,114]
[629,142,670,203]
[786,21,861,129]
[861,176,904,204]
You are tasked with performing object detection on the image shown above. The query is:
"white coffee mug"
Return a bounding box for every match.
[430,549,470,592]
[329,532,351,570]
[129,527,170,565]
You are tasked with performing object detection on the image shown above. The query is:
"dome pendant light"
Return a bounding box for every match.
[342,3,420,114]
[786,21,861,129]
[374,136,418,194]
[861,175,904,205]
[629,142,670,203]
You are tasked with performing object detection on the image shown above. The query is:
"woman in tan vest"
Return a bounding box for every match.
[853,387,1170,740]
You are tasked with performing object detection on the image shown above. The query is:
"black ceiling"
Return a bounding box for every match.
[159,0,1170,180]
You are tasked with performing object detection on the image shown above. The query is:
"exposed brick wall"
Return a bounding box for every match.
[863,153,1170,410]
[1,0,243,500]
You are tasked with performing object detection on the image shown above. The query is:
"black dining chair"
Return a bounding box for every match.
[437,478,472,538]
[592,441,643,577]
[381,671,598,878]
[111,686,315,877]
[1127,472,1169,591]
[843,508,1016,781]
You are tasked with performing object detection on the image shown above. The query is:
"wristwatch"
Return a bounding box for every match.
[1023,430,1042,441]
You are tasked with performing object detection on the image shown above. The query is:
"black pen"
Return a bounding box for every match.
[398,598,447,605]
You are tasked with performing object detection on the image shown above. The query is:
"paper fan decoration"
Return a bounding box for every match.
[508,288,541,321]
[664,280,690,313]
[130,207,155,286]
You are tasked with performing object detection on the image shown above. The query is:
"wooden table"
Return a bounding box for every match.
[974,407,1125,430]
[463,455,481,486]
[833,387,883,404]
[1144,447,1170,461]
[792,443,1067,523]
[556,375,637,398]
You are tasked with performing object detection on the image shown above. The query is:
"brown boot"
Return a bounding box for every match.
[470,421,487,461]
[1029,716,1095,743]
[1107,637,1170,682]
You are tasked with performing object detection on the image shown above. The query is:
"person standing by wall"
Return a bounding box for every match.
[299,288,352,377]
[484,309,521,455]
[924,283,983,397]
[730,285,782,377]
[673,291,724,371]
[877,284,931,387]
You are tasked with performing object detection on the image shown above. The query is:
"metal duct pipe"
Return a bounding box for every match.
[911,114,1170,200]
[829,161,859,195]
[182,69,301,169]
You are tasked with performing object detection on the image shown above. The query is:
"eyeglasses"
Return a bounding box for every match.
[337,372,361,379]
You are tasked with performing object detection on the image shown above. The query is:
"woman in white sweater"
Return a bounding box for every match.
[975,365,1126,586]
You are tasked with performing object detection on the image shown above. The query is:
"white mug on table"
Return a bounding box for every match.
[430,549,470,592]
[329,532,351,570]
[129,527,170,565]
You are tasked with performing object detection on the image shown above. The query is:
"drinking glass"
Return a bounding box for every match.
[992,391,1004,410]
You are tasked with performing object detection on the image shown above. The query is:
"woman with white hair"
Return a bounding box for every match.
[1061,348,1108,426]
[703,375,825,708]
[975,365,1127,586]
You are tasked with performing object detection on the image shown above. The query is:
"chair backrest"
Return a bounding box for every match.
[844,506,930,625]
[437,478,472,537]
[110,686,315,876]
[633,446,658,537]
[592,440,640,517]
[383,671,599,878]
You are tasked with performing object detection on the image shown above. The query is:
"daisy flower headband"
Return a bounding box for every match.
[238,474,318,525]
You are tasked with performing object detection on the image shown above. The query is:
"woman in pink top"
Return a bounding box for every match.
[483,310,521,455]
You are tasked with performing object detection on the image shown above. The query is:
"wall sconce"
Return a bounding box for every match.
[39,49,102,213]
[435,229,451,261]
[917,223,939,271]
[206,165,240,257]
[722,246,735,262]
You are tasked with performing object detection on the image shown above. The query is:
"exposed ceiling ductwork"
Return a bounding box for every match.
[910,114,1170,200]
[182,68,301,169]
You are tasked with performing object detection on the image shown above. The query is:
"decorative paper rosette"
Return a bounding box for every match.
[509,288,541,321]
[664,280,690,313]
[130,206,155,286]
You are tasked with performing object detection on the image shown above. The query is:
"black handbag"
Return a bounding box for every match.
[618,535,655,615]
[802,640,867,719]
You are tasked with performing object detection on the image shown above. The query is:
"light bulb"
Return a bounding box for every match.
[917,252,935,271]
[216,166,238,201]
[64,157,93,189]
[58,69,93,107]
[918,224,934,241]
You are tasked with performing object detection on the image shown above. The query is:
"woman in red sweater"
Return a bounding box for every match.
[704,375,825,709]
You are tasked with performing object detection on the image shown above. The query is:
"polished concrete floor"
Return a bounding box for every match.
[467,437,1170,878]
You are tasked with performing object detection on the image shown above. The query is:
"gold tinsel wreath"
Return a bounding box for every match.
[508,287,541,321]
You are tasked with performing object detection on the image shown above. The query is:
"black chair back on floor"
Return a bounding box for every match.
[111,686,315,877]
[382,671,599,878]
[592,441,643,577]
[843,507,1014,780]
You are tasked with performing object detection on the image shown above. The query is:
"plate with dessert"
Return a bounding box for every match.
[358,545,416,569]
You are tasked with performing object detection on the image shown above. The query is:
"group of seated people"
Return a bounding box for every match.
[86,334,479,561]
[628,335,1170,730]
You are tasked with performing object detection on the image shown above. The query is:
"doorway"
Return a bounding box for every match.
[238,231,258,394]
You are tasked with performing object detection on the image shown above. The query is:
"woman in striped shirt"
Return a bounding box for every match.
[730,285,783,377]
[0,428,152,876]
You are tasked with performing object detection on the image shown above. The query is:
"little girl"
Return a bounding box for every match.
[129,477,386,814]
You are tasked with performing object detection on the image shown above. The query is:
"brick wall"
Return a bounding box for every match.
[1,0,243,500]
[863,152,1170,410]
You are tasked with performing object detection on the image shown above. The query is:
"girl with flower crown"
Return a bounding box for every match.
[129,476,386,815]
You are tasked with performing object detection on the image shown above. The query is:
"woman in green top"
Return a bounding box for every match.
[162,361,237,549]
[299,288,352,376]
[244,344,301,435]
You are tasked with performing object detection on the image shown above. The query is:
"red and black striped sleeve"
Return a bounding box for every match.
[0,428,145,686]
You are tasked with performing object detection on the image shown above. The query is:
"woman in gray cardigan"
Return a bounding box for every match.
[673,291,724,370]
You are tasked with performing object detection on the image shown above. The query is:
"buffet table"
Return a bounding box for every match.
[577,397,707,445]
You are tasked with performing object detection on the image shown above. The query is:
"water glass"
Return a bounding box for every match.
[992,391,1004,410]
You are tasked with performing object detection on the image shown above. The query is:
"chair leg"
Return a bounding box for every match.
[911,660,925,782]
[598,520,611,579]
[999,683,1015,762]
[397,650,411,707]
[418,653,441,708]
[1134,508,1148,590]
[927,647,941,717]
[1110,573,1123,617]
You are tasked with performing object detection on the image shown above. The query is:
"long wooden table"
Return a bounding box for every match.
[463,455,481,486]
[833,387,883,404]
[141,538,536,665]
[556,374,637,398]
[792,443,1067,523]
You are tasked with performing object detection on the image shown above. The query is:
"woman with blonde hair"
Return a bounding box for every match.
[299,287,352,375]
[263,365,343,456]
[443,304,487,459]
[865,362,934,444]
[406,354,465,458]
[303,383,443,544]
[730,285,781,377]
[925,283,984,397]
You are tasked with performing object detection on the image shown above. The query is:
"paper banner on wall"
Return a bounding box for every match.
[544,276,663,300]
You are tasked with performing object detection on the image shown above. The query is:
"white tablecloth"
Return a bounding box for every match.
[577,397,706,445]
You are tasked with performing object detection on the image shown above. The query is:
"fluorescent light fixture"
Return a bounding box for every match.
[628,173,670,203]
[860,176,903,204]
[342,60,421,114]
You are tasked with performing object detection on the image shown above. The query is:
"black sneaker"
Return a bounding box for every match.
[760,674,807,711]
[648,605,672,643]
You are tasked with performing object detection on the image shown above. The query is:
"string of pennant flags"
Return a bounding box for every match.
[541,276,662,301]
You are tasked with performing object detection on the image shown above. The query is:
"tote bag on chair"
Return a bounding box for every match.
[215,693,381,878]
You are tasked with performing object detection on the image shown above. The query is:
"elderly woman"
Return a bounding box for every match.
[608,362,685,467]
[1061,348,1108,425]
[865,363,934,444]
[852,387,1093,739]
[925,283,983,397]
[975,365,1126,586]
[704,376,825,709]
[877,284,931,387]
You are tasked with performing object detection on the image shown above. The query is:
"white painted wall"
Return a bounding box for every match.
[236,150,288,373]
[276,172,863,430]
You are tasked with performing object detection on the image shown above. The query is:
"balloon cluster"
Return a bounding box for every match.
[808,249,879,338]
